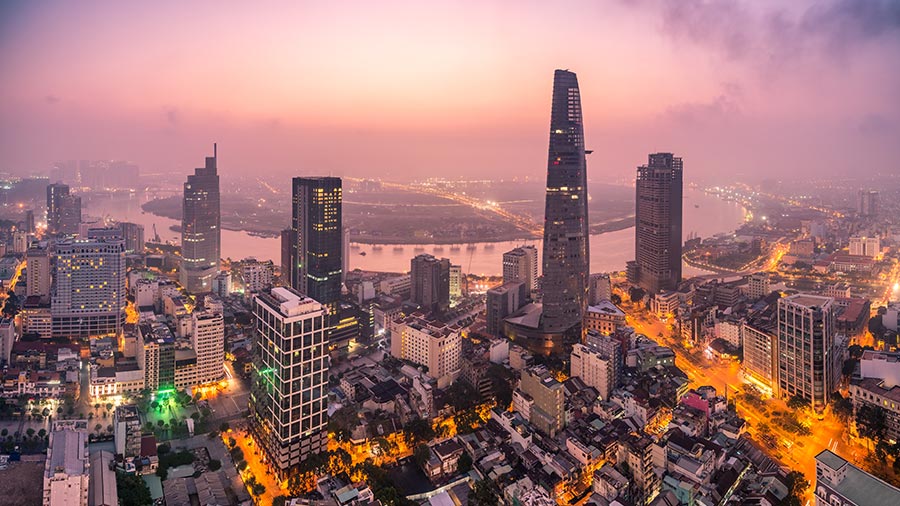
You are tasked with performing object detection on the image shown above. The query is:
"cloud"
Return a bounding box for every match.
[664,82,743,125]
[857,113,895,135]
[44,94,59,105]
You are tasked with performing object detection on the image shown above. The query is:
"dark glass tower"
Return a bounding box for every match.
[180,145,221,293]
[46,183,80,235]
[541,69,590,333]
[291,177,343,314]
[634,153,683,294]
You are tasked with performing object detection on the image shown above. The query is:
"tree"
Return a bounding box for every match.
[158,442,171,455]
[273,497,287,506]
[856,404,887,443]
[831,392,853,423]
[117,471,153,506]
[157,420,166,429]
[209,459,222,471]
[26,428,35,439]
[38,429,47,439]
[471,479,498,506]
[219,422,230,432]
[780,470,810,506]
[787,394,807,411]
[105,403,113,412]
[457,451,472,474]
[403,419,435,444]
[414,443,431,468]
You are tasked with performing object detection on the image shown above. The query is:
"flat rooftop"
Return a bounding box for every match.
[816,450,900,505]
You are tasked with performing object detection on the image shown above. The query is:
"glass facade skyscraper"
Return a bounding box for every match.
[290,177,343,314]
[180,145,221,293]
[541,69,590,333]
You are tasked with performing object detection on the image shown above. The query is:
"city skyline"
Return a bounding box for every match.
[2,1,899,183]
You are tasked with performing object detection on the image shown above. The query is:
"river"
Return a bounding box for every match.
[83,187,747,277]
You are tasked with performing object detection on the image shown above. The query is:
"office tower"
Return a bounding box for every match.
[192,310,225,384]
[746,273,770,300]
[857,189,879,217]
[212,271,232,298]
[777,294,838,412]
[389,313,461,387]
[449,264,462,298]
[24,209,35,234]
[280,228,294,284]
[409,253,450,314]
[849,235,880,258]
[51,238,126,338]
[541,69,590,333]
[486,281,527,336]
[250,287,330,476]
[634,153,684,294]
[517,365,565,436]
[119,222,145,253]
[44,421,90,506]
[113,405,142,458]
[502,245,538,292]
[742,321,776,391]
[26,246,51,298]
[180,145,221,293]
[46,183,70,235]
[570,330,621,400]
[290,177,343,314]
[589,273,612,304]
[57,194,82,236]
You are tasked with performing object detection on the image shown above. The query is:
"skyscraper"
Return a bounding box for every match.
[46,183,69,235]
[502,245,538,292]
[857,189,879,217]
[634,153,683,294]
[26,246,51,298]
[180,145,221,293]
[250,287,329,477]
[777,294,840,413]
[410,253,450,314]
[280,228,295,284]
[290,177,343,314]
[541,69,590,333]
[51,238,126,338]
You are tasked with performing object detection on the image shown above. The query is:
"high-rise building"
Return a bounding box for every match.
[746,273,770,300]
[113,405,142,458]
[290,177,343,314]
[486,281,527,336]
[777,294,840,412]
[51,238,126,338]
[119,222,145,254]
[46,183,70,235]
[24,209,35,234]
[634,153,683,294]
[250,287,329,476]
[502,245,538,292]
[342,226,350,283]
[389,312,461,388]
[180,145,221,293]
[449,264,462,299]
[570,331,620,400]
[235,258,275,293]
[589,273,612,305]
[57,194,82,236]
[857,189,879,217]
[742,321,776,391]
[192,310,225,385]
[541,70,590,333]
[849,235,880,258]
[280,228,295,284]
[137,322,175,391]
[410,254,450,314]
[26,246,51,298]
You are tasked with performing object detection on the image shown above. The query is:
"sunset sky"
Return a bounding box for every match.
[1,0,898,183]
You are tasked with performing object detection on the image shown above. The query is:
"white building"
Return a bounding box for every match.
[0,318,15,366]
[570,341,616,400]
[583,300,626,336]
[715,318,744,348]
[192,310,225,385]
[43,421,90,506]
[236,258,274,293]
[745,273,770,300]
[26,246,52,298]
[502,246,538,292]
[651,290,681,318]
[449,264,462,298]
[390,313,461,388]
[849,235,880,258]
[379,274,410,298]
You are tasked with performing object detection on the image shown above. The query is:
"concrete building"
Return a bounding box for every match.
[857,189,879,217]
[815,449,900,506]
[633,153,683,294]
[379,275,410,299]
[518,365,565,436]
[583,300,626,336]
[88,450,118,506]
[486,281,527,336]
[137,322,175,391]
[390,313,461,387]
[410,254,450,314]
[541,70,590,333]
[0,318,15,366]
[449,264,462,299]
[849,236,880,258]
[742,321,776,392]
[849,350,900,443]
[118,222,144,254]
[617,433,660,505]
[502,245,538,292]
[192,310,225,384]
[570,339,616,400]
[114,405,142,458]
[43,421,90,506]
[180,145,221,293]
[235,257,274,293]
[250,287,330,477]
[589,273,612,305]
[51,238,126,338]
[777,294,840,413]
[746,273,770,300]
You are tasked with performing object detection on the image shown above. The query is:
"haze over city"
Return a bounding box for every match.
[2,0,899,182]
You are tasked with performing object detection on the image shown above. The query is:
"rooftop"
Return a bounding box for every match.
[587,300,625,317]
[258,286,325,318]
[816,450,900,505]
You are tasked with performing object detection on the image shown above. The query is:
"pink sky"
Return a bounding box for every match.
[1,0,898,183]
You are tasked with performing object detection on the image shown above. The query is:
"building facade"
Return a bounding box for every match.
[290,177,343,314]
[26,246,51,298]
[541,69,590,333]
[180,146,221,293]
[192,310,225,385]
[633,153,683,294]
[410,254,450,314]
[250,287,330,477]
[502,246,538,292]
[390,313,461,387]
[486,281,527,336]
[777,294,838,412]
[518,365,565,436]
